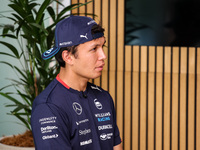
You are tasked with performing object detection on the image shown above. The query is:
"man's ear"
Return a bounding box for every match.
[62,50,73,65]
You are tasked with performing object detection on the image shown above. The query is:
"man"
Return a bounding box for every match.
[31,15,123,150]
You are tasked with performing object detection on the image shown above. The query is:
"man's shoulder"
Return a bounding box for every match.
[88,82,111,99]
[32,79,61,108]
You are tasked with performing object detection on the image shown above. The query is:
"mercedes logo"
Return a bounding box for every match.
[72,102,82,115]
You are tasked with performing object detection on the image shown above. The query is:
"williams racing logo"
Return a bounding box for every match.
[72,102,82,115]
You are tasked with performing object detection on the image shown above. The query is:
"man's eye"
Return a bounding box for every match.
[91,47,97,51]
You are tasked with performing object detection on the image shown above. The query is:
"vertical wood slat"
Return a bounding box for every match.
[93,0,102,86]
[197,48,200,150]
[180,47,187,150]
[164,47,171,150]
[172,47,179,150]
[124,46,131,150]
[71,1,199,150]
[132,46,139,150]
[188,48,195,150]
[116,0,124,146]
[109,0,117,102]
[140,46,147,150]
[148,46,155,150]
[156,46,163,150]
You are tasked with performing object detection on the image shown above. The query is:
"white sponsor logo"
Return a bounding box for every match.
[42,134,58,140]
[39,117,56,125]
[79,129,91,135]
[80,33,88,39]
[44,48,54,56]
[87,20,96,25]
[98,124,112,130]
[91,85,102,92]
[76,119,89,125]
[95,112,111,118]
[59,41,72,46]
[80,139,92,146]
[41,126,58,133]
[100,133,113,141]
[94,99,103,110]
[72,102,82,115]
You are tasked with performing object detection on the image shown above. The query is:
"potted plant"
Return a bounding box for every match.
[0,0,92,149]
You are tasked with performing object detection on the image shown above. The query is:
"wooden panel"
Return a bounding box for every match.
[148,46,155,150]
[101,0,109,90]
[156,46,163,150]
[93,0,102,86]
[71,0,78,14]
[149,46,155,73]
[180,47,187,150]
[71,1,200,150]
[116,0,124,145]
[124,46,131,150]
[109,0,117,101]
[188,48,195,150]
[133,46,140,72]
[164,47,171,150]
[132,46,139,150]
[86,0,93,16]
[197,48,200,150]
[140,46,147,150]
[171,47,179,150]
[79,0,86,15]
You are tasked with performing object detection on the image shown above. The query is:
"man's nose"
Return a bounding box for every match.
[98,48,107,60]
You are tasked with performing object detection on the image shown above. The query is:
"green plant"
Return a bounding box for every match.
[0,0,92,131]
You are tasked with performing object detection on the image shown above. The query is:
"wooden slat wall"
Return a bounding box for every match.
[71,0,200,150]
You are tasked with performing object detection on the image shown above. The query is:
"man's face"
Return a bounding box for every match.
[71,36,106,80]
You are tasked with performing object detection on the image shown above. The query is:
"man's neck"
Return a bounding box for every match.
[58,67,88,92]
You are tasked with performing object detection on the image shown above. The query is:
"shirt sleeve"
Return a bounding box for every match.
[31,103,72,150]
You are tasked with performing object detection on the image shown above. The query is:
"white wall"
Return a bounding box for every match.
[0,1,26,136]
[0,0,70,136]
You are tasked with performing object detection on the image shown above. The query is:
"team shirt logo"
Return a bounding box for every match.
[79,128,91,135]
[94,99,103,110]
[100,133,113,141]
[91,85,102,92]
[80,139,92,146]
[72,102,82,115]
[43,48,54,57]
[98,124,112,130]
[80,33,88,39]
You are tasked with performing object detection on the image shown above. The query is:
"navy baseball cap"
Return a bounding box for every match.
[42,15,104,60]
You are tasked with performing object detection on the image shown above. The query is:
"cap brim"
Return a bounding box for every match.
[42,46,60,60]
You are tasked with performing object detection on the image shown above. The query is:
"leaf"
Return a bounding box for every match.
[0,41,20,58]
[47,6,55,22]
[8,4,26,19]
[30,23,48,35]
[0,84,16,91]
[57,3,79,19]
[0,61,14,68]
[0,92,23,105]
[0,52,16,58]
[12,113,31,130]
[36,0,50,23]
[0,34,17,39]
[14,66,27,81]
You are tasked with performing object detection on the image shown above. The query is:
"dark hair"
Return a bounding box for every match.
[55,24,104,67]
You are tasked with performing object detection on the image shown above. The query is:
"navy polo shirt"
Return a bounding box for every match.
[31,75,121,150]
